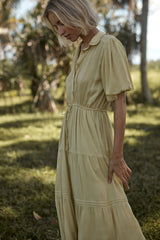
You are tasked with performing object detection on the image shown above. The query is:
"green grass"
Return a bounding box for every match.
[0,112,62,240]
[130,69,160,104]
[0,70,160,239]
[125,105,160,240]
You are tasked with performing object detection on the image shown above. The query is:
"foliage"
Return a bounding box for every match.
[0,0,72,100]
[0,0,20,27]
[100,0,140,63]
[0,0,20,58]
[0,59,22,91]
[12,1,73,98]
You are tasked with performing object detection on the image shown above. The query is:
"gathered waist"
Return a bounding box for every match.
[63,104,108,121]
[67,104,107,112]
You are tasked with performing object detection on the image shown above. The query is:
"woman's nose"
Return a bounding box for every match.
[58,25,65,36]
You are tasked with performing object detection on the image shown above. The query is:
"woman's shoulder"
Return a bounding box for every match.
[100,33,123,49]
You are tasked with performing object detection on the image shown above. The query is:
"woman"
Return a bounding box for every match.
[43,0,146,239]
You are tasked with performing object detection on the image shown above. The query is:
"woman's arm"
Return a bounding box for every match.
[108,92,132,190]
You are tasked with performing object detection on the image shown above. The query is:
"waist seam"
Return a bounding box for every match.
[67,104,107,112]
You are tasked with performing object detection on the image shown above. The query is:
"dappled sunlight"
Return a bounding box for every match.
[127,105,160,125]
[125,128,149,146]
[0,137,24,147]
[142,209,160,238]
[125,136,143,146]
[0,94,32,107]
[0,111,61,239]
[0,123,61,144]
[0,165,56,185]
[125,129,148,137]
[0,112,63,173]
[0,139,59,169]
[0,206,19,218]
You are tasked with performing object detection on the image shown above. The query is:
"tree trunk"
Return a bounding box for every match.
[140,0,153,104]
[33,80,58,113]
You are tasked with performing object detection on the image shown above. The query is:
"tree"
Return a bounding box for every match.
[0,0,20,59]
[93,0,139,62]
[12,1,72,112]
[0,0,22,113]
[140,0,153,103]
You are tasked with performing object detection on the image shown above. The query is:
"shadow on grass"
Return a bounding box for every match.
[0,116,63,129]
[124,122,160,239]
[0,96,63,116]
[0,177,59,240]
[128,108,159,119]
[0,100,33,115]
[0,139,59,169]
[0,138,60,239]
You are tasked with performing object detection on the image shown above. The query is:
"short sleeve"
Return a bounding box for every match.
[101,35,134,102]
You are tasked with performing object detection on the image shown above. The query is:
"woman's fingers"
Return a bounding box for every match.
[125,168,132,179]
[118,167,131,190]
[119,175,130,190]
[108,159,132,190]
[128,167,132,176]
[123,160,132,177]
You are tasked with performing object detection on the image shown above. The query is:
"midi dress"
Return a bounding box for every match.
[55,31,146,240]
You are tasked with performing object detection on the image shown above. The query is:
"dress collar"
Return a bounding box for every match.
[80,31,105,51]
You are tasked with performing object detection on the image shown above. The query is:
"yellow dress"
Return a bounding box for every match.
[55,31,146,240]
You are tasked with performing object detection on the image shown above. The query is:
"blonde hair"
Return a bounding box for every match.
[42,0,99,47]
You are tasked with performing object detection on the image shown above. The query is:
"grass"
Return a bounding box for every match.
[0,70,160,239]
[0,112,62,240]
[125,105,160,240]
[130,69,160,104]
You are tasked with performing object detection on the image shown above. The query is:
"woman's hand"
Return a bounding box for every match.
[108,157,132,190]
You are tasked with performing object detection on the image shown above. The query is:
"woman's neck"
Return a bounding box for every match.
[80,28,99,50]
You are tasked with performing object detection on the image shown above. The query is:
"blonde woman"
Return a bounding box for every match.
[43,0,146,239]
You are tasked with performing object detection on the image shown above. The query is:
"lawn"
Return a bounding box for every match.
[0,70,160,240]
[0,111,62,240]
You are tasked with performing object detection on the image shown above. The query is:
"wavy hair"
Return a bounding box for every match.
[42,0,99,47]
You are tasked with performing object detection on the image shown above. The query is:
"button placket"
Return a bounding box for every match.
[72,51,87,102]
[65,104,72,151]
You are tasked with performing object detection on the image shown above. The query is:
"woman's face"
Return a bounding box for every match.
[48,12,82,42]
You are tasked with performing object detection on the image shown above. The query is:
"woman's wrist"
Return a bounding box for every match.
[111,152,124,162]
